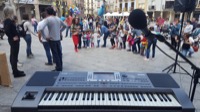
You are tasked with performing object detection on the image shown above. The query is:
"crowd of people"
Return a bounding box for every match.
[1,5,200,78]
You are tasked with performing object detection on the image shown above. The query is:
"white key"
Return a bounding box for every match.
[45,92,54,106]
[154,93,164,107]
[64,93,72,105]
[128,93,135,106]
[87,92,92,105]
[104,93,110,106]
[55,92,62,105]
[167,94,181,107]
[91,93,95,105]
[74,92,80,106]
[70,92,77,106]
[49,93,58,105]
[99,93,104,106]
[59,93,67,105]
[77,93,83,105]
[118,93,126,106]
[143,94,153,106]
[94,93,99,105]
[39,93,48,106]
[113,93,119,106]
[82,92,87,106]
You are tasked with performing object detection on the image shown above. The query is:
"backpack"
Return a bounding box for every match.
[16,21,27,38]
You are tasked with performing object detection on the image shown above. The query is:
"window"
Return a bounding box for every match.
[125,3,128,11]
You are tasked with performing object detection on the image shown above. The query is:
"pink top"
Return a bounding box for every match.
[65,16,73,26]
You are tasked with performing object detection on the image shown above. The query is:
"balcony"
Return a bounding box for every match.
[148,5,156,10]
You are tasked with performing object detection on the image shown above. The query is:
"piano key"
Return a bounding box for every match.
[56,92,61,101]
[76,92,80,101]
[165,94,172,102]
[94,93,99,105]
[108,93,111,101]
[132,93,137,101]
[48,92,54,101]
[126,93,131,101]
[98,92,100,100]
[161,94,168,102]
[78,93,84,105]
[112,93,116,101]
[167,94,181,107]
[44,92,52,105]
[104,93,110,105]
[122,93,127,101]
[60,92,65,101]
[150,93,157,102]
[87,92,90,101]
[136,93,142,101]
[71,92,76,101]
[99,93,104,105]
[147,93,152,101]
[64,92,69,101]
[157,93,164,102]
[153,93,164,106]
[102,92,105,101]
[64,93,73,105]
[44,92,50,101]
[49,93,58,105]
[82,92,86,101]
[39,93,48,106]
[116,93,120,101]
[91,92,95,105]
[129,93,136,106]
[140,93,146,101]
[118,93,126,106]
[143,94,153,106]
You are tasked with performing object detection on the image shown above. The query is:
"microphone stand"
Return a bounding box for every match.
[157,34,199,102]
[162,12,186,74]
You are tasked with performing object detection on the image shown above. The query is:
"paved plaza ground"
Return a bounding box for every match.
[0,34,200,112]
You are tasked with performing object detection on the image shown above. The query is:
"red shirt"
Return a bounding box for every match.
[65,16,73,26]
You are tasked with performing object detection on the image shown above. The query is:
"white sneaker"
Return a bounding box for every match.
[144,57,149,61]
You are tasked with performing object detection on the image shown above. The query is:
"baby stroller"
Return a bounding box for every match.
[0,28,4,40]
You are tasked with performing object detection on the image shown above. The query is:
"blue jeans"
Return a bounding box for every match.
[33,24,37,33]
[87,39,90,47]
[66,26,72,37]
[146,38,157,59]
[182,47,194,57]
[97,40,100,47]
[103,32,109,47]
[24,34,32,57]
[83,40,87,47]
[43,42,53,64]
[49,40,63,71]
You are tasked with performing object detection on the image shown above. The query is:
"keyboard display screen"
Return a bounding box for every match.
[93,73,115,80]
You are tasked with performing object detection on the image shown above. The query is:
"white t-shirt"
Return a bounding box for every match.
[37,20,49,42]
[184,25,193,34]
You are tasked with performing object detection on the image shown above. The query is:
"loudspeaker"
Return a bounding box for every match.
[174,0,197,12]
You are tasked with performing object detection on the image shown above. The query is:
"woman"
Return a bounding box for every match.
[22,14,37,58]
[109,18,118,49]
[3,6,25,78]
[181,33,194,57]
[71,18,80,52]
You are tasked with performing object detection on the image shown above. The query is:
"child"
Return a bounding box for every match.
[82,31,87,48]
[118,25,124,49]
[86,30,91,48]
[91,31,95,48]
[140,33,148,56]
[97,31,101,48]
[127,31,133,51]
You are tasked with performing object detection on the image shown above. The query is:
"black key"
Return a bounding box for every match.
[91,92,94,100]
[102,92,105,100]
[165,94,172,102]
[87,92,90,100]
[140,93,146,101]
[108,93,111,101]
[56,92,61,101]
[116,93,120,101]
[60,92,65,100]
[136,93,141,101]
[64,92,69,100]
[126,93,131,101]
[98,92,100,100]
[161,94,168,102]
[112,93,116,101]
[71,92,76,101]
[44,93,50,101]
[151,93,157,101]
[48,92,54,100]
[122,93,126,101]
[157,94,163,102]
[132,93,137,101]
[147,93,152,101]
[83,92,86,100]
[76,92,80,100]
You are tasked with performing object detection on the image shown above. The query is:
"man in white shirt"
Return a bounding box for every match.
[37,12,53,65]
[184,20,193,34]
